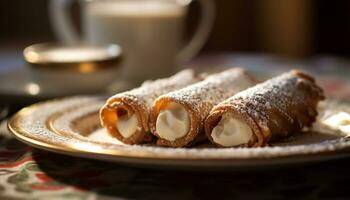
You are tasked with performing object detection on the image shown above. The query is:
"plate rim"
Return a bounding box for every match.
[7,97,350,163]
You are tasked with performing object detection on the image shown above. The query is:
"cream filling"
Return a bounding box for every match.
[156,102,190,141]
[116,114,139,138]
[322,112,350,135]
[211,114,253,147]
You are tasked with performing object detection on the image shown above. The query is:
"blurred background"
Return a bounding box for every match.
[1,0,350,112]
[1,0,350,58]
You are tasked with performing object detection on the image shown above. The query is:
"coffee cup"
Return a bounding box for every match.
[49,0,215,85]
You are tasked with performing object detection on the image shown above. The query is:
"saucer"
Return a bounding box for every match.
[0,67,110,108]
[0,68,53,108]
[7,96,350,169]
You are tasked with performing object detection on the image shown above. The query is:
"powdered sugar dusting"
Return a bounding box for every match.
[157,68,255,123]
[218,71,324,131]
[54,103,103,136]
[107,69,199,112]
[19,96,101,145]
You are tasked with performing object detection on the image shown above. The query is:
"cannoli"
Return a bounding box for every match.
[150,68,256,147]
[100,69,200,144]
[205,70,325,147]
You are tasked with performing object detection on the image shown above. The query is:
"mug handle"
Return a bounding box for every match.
[178,0,215,64]
[49,0,80,42]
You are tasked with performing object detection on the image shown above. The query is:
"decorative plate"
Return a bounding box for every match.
[7,96,350,169]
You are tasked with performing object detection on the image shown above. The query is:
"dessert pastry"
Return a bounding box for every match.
[100,69,201,144]
[150,68,256,147]
[205,70,325,147]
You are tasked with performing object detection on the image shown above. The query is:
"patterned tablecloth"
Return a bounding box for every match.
[1,54,350,200]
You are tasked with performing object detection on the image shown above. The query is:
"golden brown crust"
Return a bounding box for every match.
[100,96,152,144]
[149,97,203,147]
[204,107,260,147]
[100,69,200,144]
[205,70,325,147]
[149,68,256,147]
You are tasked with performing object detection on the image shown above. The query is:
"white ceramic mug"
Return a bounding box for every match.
[49,0,215,85]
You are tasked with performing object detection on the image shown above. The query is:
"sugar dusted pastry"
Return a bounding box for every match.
[150,68,256,147]
[100,69,200,144]
[205,70,325,147]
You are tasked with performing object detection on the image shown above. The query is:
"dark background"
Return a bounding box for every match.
[1,0,350,58]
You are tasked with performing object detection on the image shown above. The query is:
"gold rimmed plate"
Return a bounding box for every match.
[7,96,350,169]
